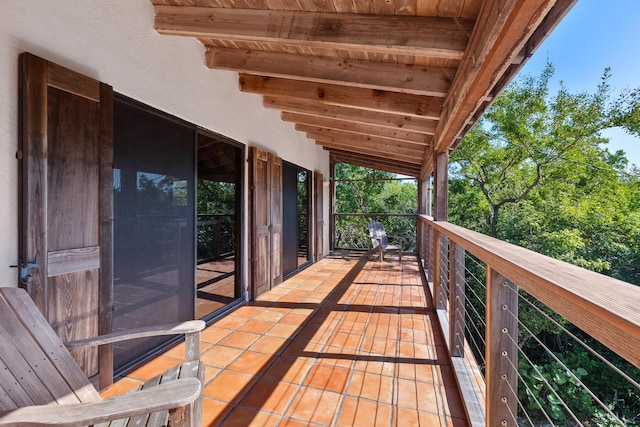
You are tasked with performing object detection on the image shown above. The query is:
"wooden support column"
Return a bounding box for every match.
[486,267,518,426]
[434,152,448,221]
[449,243,465,357]
[418,179,428,215]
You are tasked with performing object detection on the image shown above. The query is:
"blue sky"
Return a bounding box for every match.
[518,0,640,167]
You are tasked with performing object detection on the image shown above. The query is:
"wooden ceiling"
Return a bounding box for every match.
[151,0,575,178]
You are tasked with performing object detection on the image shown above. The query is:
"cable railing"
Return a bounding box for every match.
[332,213,417,252]
[417,215,640,427]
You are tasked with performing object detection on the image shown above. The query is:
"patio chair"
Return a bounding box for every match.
[0,287,205,427]
[368,220,404,262]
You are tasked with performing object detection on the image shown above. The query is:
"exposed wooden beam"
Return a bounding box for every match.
[264,97,438,135]
[317,142,421,165]
[240,75,443,119]
[297,125,427,158]
[329,151,421,177]
[304,133,424,164]
[206,47,455,97]
[154,6,473,60]
[282,112,430,146]
[428,0,566,166]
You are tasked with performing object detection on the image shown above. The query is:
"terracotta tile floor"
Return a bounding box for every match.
[102,252,468,426]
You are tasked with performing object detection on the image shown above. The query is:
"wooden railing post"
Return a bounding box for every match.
[438,235,450,309]
[420,220,425,264]
[486,267,518,426]
[431,229,442,309]
[449,243,465,357]
[424,222,433,283]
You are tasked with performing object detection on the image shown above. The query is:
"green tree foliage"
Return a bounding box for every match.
[450,62,640,283]
[197,180,237,260]
[334,164,417,250]
[450,64,640,424]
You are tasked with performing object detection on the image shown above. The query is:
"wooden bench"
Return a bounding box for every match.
[0,287,205,427]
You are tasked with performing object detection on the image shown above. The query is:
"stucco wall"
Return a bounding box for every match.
[0,0,330,289]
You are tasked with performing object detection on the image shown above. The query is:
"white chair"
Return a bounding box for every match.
[368,220,403,262]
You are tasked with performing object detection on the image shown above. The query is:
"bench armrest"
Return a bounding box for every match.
[0,378,201,427]
[65,320,205,348]
[65,320,205,361]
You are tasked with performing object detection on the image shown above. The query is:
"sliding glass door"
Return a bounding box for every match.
[112,97,244,372]
[113,97,195,372]
[283,162,311,278]
[196,134,243,319]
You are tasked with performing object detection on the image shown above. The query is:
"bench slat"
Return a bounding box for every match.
[0,288,100,403]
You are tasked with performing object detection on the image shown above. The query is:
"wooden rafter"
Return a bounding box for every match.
[264,97,438,135]
[149,0,574,180]
[206,47,456,96]
[318,144,421,167]
[281,112,430,145]
[154,6,473,60]
[240,75,443,119]
[303,135,424,165]
[329,151,421,177]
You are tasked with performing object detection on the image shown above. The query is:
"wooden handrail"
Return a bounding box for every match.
[418,215,640,369]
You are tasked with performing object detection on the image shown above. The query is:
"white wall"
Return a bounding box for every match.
[0,0,330,288]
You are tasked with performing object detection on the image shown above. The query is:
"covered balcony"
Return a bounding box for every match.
[1,0,639,426]
[102,219,639,426]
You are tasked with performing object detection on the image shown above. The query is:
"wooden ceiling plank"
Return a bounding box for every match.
[206,47,455,96]
[240,75,443,119]
[281,111,430,145]
[264,97,438,135]
[154,5,473,59]
[373,0,395,15]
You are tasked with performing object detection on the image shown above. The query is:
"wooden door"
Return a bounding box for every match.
[270,155,283,286]
[249,147,282,298]
[314,171,324,261]
[19,53,113,386]
[250,147,270,298]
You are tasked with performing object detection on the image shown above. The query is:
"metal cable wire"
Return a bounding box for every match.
[503,306,623,425]
[463,290,487,327]
[503,348,557,427]
[464,255,488,288]
[464,285,488,315]
[500,329,583,425]
[455,306,487,366]
[500,361,532,426]
[504,393,521,426]
[456,303,487,367]
[439,255,449,287]
[518,290,640,391]
[459,302,487,354]
[463,298,487,346]
[463,264,488,293]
